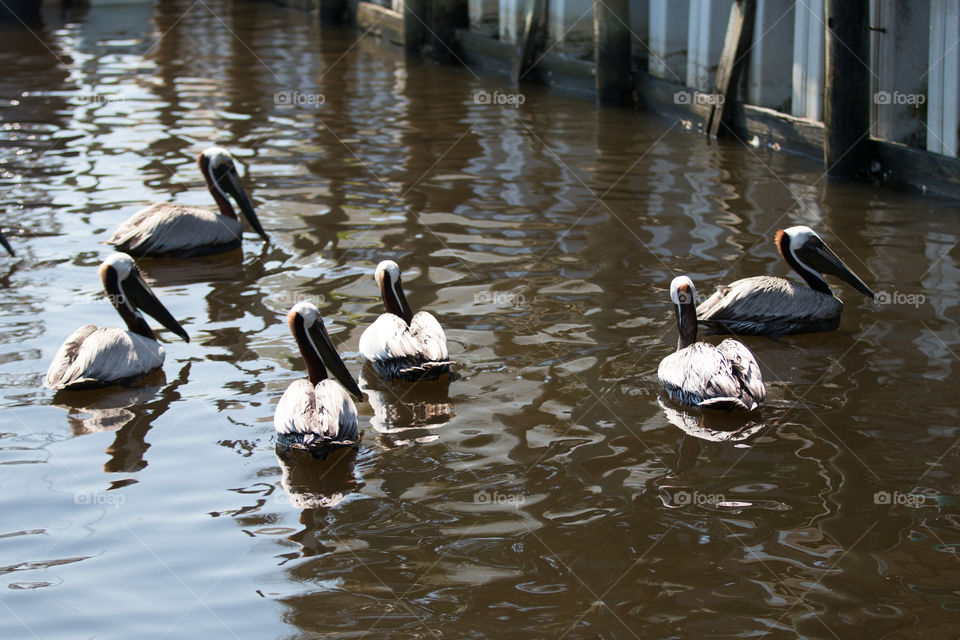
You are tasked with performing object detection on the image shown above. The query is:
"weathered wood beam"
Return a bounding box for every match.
[706,0,755,139]
[404,0,429,54]
[824,0,870,178]
[594,0,631,105]
[512,0,549,83]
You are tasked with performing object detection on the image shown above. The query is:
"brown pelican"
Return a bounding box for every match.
[0,228,13,256]
[697,226,875,336]
[45,253,190,390]
[658,276,765,411]
[275,302,364,459]
[358,260,452,381]
[107,147,268,257]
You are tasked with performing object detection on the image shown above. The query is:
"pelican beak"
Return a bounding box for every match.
[310,324,363,402]
[0,229,13,256]
[124,270,190,342]
[798,237,875,299]
[221,167,269,242]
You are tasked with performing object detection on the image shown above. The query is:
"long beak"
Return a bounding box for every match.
[310,325,363,402]
[0,229,13,256]
[124,272,190,342]
[801,240,875,299]
[222,168,269,241]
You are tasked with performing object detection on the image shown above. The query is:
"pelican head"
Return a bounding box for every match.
[0,228,13,256]
[375,260,413,324]
[287,302,363,402]
[100,253,190,342]
[670,275,698,349]
[777,226,874,299]
[197,147,269,242]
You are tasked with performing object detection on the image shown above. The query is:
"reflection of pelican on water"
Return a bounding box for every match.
[657,397,766,443]
[57,371,166,435]
[360,372,455,447]
[275,446,362,510]
[50,362,192,474]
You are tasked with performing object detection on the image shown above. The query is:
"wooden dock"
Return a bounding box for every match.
[269,0,960,198]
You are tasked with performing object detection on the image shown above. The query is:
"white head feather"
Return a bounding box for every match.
[291,301,321,328]
[670,275,697,307]
[103,253,135,280]
[201,146,235,170]
[375,260,401,283]
[783,226,819,251]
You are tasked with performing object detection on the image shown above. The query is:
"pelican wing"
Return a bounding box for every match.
[108,203,244,255]
[359,314,422,362]
[410,311,448,361]
[716,339,766,408]
[45,326,165,390]
[657,343,753,411]
[697,276,842,335]
[274,379,359,442]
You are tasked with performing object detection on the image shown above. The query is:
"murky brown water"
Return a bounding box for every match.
[1,2,959,638]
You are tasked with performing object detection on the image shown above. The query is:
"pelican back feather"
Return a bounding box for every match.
[108,204,244,257]
[697,276,843,336]
[274,378,360,453]
[359,312,452,381]
[45,326,165,390]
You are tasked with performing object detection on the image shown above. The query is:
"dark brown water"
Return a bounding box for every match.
[1,2,959,638]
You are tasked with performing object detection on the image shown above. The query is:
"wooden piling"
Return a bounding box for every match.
[404,0,429,55]
[319,0,347,24]
[594,0,631,105]
[427,0,469,61]
[0,0,41,26]
[823,0,870,178]
[706,0,755,138]
[512,0,549,83]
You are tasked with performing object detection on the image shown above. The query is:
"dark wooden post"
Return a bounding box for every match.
[427,0,468,62]
[319,0,346,24]
[594,0,631,105]
[706,0,755,138]
[0,0,41,26]
[404,0,429,55]
[513,0,549,83]
[824,0,871,178]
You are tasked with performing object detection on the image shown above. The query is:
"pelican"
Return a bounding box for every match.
[45,253,189,390]
[0,228,13,256]
[697,226,875,337]
[107,147,268,257]
[275,302,364,459]
[658,276,765,411]
[358,260,452,381]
